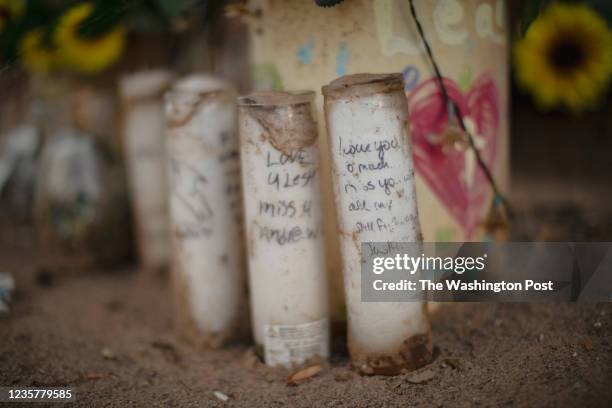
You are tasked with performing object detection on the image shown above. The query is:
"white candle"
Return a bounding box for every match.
[323,73,432,375]
[119,70,173,272]
[238,91,329,367]
[165,75,246,347]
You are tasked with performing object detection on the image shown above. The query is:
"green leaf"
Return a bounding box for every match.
[155,0,186,19]
[520,0,546,36]
[78,1,127,38]
[126,10,165,33]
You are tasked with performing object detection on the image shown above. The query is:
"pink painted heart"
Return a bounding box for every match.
[406,74,499,238]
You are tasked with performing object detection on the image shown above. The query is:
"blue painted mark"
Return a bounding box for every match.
[447,100,456,123]
[466,37,475,54]
[298,37,314,65]
[402,65,420,92]
[336,42,349,76]
[493,194,503,208]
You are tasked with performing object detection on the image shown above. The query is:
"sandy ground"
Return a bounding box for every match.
[1,219,611,408]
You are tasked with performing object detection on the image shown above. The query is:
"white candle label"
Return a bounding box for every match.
[263,319,330,366]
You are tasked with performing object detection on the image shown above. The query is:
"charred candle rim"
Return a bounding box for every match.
[322,73,404,100]
[238,90,315,107]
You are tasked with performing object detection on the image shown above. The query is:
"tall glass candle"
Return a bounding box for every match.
[323,73,432,375]
[119,70,173,272]
[165,75,246,347]
[238,91,329,367]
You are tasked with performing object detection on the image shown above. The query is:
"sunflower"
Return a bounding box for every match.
[0,0,25,31]
[514,3,612,112]
[55,2,125,73]
[19,28,57,73]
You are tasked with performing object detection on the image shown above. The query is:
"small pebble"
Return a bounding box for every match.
[406,368,437,384]
[101,348,115,360]
[442,357,462,371]
[287,365,322,385]
[593,321,602,330]
[538,334,544,342]
[213,391,230,402]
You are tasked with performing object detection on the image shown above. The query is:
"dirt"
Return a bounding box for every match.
[1,219,611,407]
[244,98,319,155]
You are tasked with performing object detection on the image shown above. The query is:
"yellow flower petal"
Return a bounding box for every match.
[19,29,57,74]
[55,2,126,73]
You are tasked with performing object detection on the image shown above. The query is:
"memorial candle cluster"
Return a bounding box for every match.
[160,72,432,374]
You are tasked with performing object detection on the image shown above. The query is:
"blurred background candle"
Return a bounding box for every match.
[33,81,132,273]
[238,91,329,367]
[119,70,173,273]
[165,75,246,347]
